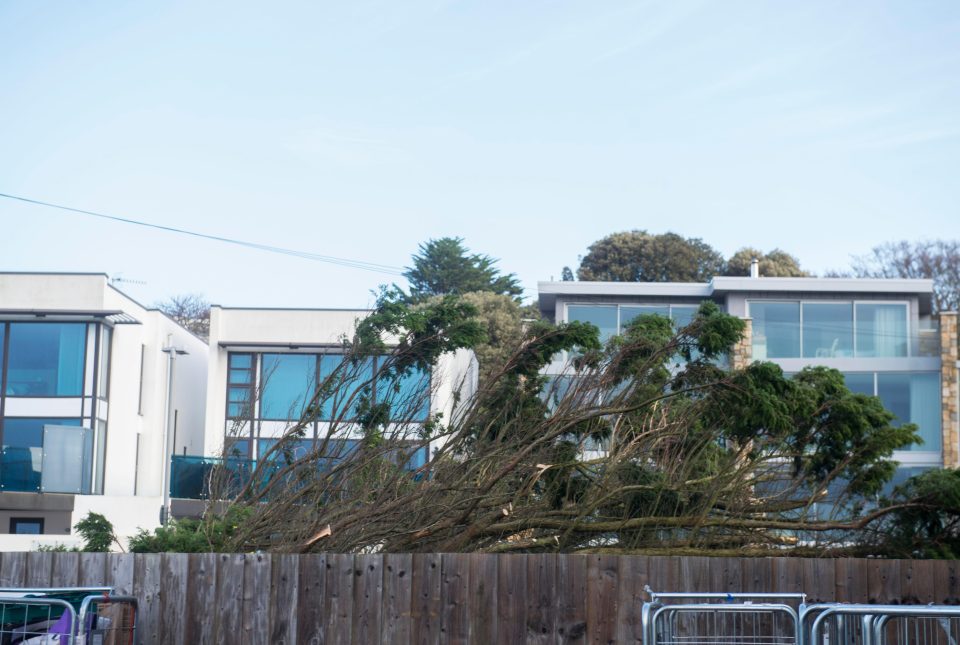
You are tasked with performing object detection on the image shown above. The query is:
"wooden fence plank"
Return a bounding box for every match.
[525,552,556,645]
[496,554,527,645]
[615,555,648,645]
[557,554,587,644]
[933,558,960,604]
[242,553,271,645]
[440,553,470,644]
[78,552,108,587]
[109,552,135,595]
[467,554,497,644]
[51,551,79,588]
[297,554,326,645]
[382,553,413,645]
[25,551,53,587]
[868,558,901,604]
[324,553,355,645]
[214,554,245,644]
[802,557,835,604]
[352,554,383,645]
[412,553,442,645]
[133,553,162,645]
[586,554,618,645]
[159,552,188,643]
[269,553,299,645]
[0,552,26,587]
[184,553,218,645]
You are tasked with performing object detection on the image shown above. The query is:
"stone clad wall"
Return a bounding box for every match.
[731,318,753,369]
[941,312,959,468]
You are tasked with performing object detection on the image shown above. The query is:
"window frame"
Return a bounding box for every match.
[9,517,44,535]
[3,321,89,398]
[747,299,911,359]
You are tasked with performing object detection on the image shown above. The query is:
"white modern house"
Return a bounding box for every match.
[0,273,207,549]
[539,271,959,485]
[168,305,476,510]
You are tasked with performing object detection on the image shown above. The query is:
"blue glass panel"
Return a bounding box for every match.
[856,304,908,357]
[750,302,800,359]
[229,353,253,369]
[802,303,853,358]
[260,354,317,420]
[377,364,431,422]
[877,372,940,451]
[224,438,250,458]
[400,445,429,471]
[620,306,669,334]
[320,357,374,420]
[11,519,43,535]
[567,305,618,343]
[315,438,359,471]
[258,438,313,463]
[1,418,82,492]
[6,323,87,396]
[169,454,256,499]
[670,306,697,329]
[843,373,875,396]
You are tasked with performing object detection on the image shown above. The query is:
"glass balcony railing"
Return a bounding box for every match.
[169,455,256,500]
[1,425,98,494]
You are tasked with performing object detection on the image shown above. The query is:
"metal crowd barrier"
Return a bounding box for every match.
[0,586,136,645]
[642,589,806,645]
[78,594,137,645]
[804,603,960,645]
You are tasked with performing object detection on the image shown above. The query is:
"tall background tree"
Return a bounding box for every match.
[850,240,960,313]
[155,293,211,340]
[404,237,523,302]
[722,247,810,277]
[576,231,725,282]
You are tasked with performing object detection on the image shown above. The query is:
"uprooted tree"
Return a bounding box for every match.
[157,290,950,556]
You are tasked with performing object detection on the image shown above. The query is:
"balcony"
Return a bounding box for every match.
[0,425,99,495]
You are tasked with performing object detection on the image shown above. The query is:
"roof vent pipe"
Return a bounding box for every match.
[750,258,760,278]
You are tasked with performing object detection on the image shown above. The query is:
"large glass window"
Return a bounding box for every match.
[6,324,87,396]
[750,302,800,359]
[260,354,316,421]
[567,306,618,343]
[1,418,82,492]
[877,372,940,451]
[843,372,940,452]
[856,304,908,357]
[802,303,853,358]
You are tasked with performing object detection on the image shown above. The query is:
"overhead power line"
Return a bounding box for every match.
[0,192,406,276]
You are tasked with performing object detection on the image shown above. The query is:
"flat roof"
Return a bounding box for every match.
[539,276,936,314]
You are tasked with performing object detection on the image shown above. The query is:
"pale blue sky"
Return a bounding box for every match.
[1,1,958,308]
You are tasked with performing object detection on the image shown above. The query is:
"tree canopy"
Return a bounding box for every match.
[155,293,211,339]
[723,247,810,277]
[404,237,523,302]
[576,231,725,282]
[851,239,960,312]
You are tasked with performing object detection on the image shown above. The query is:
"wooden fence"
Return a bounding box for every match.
[0,552,958,644]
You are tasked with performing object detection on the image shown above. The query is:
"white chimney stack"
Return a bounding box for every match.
[750,258,760,278]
